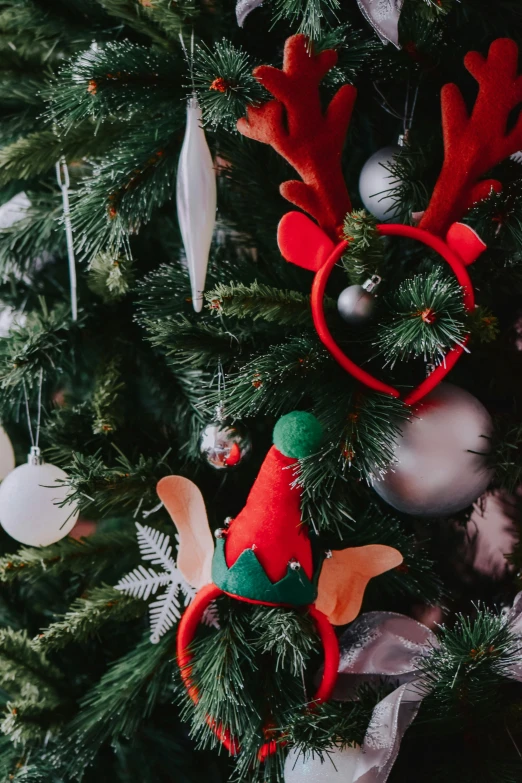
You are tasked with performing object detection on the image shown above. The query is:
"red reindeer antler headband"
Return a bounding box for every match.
[238,35,522,404]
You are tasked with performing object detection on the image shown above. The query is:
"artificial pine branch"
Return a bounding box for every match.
[270,0,340,40]
[193,41,265,131]
[56,630,178,776]
[87,252,135,304]
[63,448,173,516]
[33,586,145,652]
[0,531,137,584]
[93,0,174,48]
[70,113,183,263]
[206,281,331,326]
[419,606,522,725]
[342,209,385,284]
[90,358,125,435]
[489,416,522,493]
[0,123,123,187]
[373,268,467,367]
[0,300,78,404]
[218,337,332,418]
[49,42,181,131]
[144,313,258,368]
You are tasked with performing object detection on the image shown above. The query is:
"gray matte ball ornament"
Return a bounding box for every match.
[199,406,252,470]
[371,383,494,517]
[337,275,381,325]
[358,145,403,222]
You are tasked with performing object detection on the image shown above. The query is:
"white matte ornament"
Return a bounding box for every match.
[177,96,217,313]
[359,145,402,221]
[0,192,30,228]
[372,383,494,517]
[284,745,361,782]
[0,427,14,481]
[0,449,79,546]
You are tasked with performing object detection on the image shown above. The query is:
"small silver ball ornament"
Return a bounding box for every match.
[371,383,494,517]
[358,144,403,222]
[199,408,252,470]
[337,275,381,325]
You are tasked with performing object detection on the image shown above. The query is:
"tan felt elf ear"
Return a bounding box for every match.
[315,545,403,626]
[156,476,214,590]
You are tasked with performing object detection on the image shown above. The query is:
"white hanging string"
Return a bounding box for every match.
[55,157,78,322]
[22,367,44,451]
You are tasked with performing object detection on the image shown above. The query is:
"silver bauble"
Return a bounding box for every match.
[337,285,375,325]
[199,417,252,470]
[371,383,494,516]
[358,145,402,221]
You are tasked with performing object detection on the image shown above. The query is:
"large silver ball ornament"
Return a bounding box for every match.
[372,383,494,516]
[199,416,252,470]
[358,145,402,221]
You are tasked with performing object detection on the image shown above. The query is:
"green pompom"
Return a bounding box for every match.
[273,411,323,459]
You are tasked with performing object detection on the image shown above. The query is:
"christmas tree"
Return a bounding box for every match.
[0,0,521,781]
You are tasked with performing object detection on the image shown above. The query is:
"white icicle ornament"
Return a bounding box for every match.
[0,447,79,546]
[176,95,217,313]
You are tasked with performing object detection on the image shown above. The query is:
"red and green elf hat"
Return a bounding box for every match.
[212,411,323,607]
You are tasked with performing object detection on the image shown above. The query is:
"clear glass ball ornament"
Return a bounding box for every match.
[199,406,252,470]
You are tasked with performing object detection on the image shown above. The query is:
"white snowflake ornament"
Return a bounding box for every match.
[115,522,218,644]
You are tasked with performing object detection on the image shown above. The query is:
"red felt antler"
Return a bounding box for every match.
[237,35,356,241]
[420,38,522,236]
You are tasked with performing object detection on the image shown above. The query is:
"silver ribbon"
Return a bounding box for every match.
[333,596,522,782]
[356,0,404,48]
[237,0,402,43]
[236,0,264,26]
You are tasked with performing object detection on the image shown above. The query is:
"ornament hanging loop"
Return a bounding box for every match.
[27,446,42,466]
[55,157,78,322]
[22,367,44,456]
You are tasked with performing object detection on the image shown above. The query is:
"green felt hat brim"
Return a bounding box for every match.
[212,538,317,606]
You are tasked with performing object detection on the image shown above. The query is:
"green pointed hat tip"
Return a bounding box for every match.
[273,411,323,459]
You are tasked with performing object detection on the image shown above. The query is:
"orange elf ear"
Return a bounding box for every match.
[156,476,214,589]
[315,545,403,626]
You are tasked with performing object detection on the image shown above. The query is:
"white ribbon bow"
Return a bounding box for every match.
[332,595,522,782]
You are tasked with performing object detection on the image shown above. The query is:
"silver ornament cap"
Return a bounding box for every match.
[358,145,402,222]
[371,383,494,517]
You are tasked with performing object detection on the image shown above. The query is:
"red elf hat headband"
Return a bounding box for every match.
[159,411,402,759]
[238,35,522,405]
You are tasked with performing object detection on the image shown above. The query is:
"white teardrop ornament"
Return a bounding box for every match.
[176,96,217,313]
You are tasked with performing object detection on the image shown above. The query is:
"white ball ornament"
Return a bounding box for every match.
[358,145,403,221]
[0,448,79,546]
[371,383,494,517]
[284,745,361,782]
[0,427,15,480]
